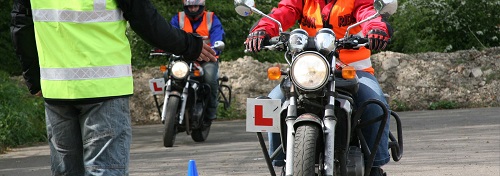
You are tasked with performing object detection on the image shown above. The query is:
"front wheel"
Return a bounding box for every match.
[163,96,180,147]
[293,123,321,176]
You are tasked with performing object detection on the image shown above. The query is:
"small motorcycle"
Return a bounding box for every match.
[236,0,403,175]
[148,41,232,147]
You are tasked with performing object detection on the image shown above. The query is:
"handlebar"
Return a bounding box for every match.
[244,35,370,53]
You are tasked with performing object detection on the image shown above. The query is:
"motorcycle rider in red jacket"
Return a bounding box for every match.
[244,0,393,175]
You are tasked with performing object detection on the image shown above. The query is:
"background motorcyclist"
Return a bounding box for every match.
[244,0,392,175]
[170,0,225,124]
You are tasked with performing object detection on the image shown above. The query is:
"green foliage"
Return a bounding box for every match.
[3,0,500,75]
[428,100,458,110]
[0,0,21,75]
[216,99,244,120]
[387,0,500,53]
[129,0,284,69]
[391,99,410,112]
[0,71,46,153]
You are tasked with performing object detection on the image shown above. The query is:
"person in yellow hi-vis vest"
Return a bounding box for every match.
[244,0,393,175]
[170,0,225,125]
[10,0,216,175]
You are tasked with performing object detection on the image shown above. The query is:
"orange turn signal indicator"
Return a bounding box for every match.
[193,70,201,77]
[267,67,281,80]
[341,66,356,79]
[160,65,167,72]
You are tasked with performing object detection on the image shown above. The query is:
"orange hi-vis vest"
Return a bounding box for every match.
[300,0,374,74]
[179,11,214,45]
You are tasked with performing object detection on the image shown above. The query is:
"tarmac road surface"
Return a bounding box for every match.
[0,107,499,176]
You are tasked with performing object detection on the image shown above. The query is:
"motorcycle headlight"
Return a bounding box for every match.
[171,61,189,79]
[288,29,309,54]
[291,52,330,91]
[314,28,336,55]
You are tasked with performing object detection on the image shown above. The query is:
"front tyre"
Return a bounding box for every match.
[163,96,180,147]
[293,123,321,176]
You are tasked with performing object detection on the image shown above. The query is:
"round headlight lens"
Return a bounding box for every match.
[171,61,189,79]
[288,29,309,54]
[291,52,330,91]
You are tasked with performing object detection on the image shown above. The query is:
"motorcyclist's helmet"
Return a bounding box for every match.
[183,0,205,21]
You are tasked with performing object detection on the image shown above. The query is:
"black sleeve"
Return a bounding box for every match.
[115,0,203,61]
[10,0,41,95]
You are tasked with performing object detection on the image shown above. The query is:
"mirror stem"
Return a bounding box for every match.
[343,12,379,38]
[249,7,283,33]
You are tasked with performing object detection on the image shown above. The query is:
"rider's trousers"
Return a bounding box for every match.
[202,61,219,120]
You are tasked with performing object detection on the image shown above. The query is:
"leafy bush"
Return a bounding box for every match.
[388,0,500,53]
[428,100,458,110]
[0,0,21,75]
[128,0,285,69]
[0,71,46,153]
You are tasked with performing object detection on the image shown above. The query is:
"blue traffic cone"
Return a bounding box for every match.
[187,160,199,176]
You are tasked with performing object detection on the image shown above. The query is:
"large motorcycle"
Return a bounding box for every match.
[236,0,403,175]
[148,41,232,147]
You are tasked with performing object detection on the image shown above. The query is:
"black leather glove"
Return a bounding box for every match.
[366,29,390,51]
[244,30,270,53]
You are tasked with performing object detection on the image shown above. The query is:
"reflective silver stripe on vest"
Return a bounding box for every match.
[179,11,213,32]
[179,12,186,28]
[40,65,132,81]
[32,0,123,23]
[348,58,372,70]
[206,12,213,31]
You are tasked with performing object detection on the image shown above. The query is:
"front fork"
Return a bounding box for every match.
[161,64,193,129]
[284,82,349,176]
[161,79,172,122]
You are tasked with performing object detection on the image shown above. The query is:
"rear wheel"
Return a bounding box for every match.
[293,123,321,176]
[191,121,210,142]
[163,96,180,147]
[191,100,211,142]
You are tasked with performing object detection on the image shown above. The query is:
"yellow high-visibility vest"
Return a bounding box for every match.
[32,0,133,99]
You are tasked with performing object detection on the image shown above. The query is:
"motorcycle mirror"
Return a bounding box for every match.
[374,0,398,17]
[233,0,283,33]
[234,0,254,17]
[213,41,225,51]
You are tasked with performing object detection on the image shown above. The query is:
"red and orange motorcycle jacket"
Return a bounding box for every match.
[250,0,392,74]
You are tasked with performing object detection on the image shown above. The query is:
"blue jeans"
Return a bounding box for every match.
[202,61,219,120]
[267,71,390,167]
[45,97,132,176]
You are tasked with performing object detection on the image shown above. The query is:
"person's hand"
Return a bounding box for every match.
[197,43,217,62]
[366,29,390,51]
[244,30,270,53]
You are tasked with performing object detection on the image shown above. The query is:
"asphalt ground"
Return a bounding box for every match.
[0,107,499,176]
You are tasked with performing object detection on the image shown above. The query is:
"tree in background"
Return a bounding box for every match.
[2,0,499,75]
[388,0,500,53]
[1,0,21,75]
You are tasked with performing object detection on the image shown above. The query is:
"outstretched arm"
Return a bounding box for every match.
[116,0,208,61]
[10,0,41,95]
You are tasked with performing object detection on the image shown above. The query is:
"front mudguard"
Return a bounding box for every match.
[293,113,323,130]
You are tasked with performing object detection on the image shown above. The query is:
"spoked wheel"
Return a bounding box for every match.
[293,123,321,176]
[163,96,180,147]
